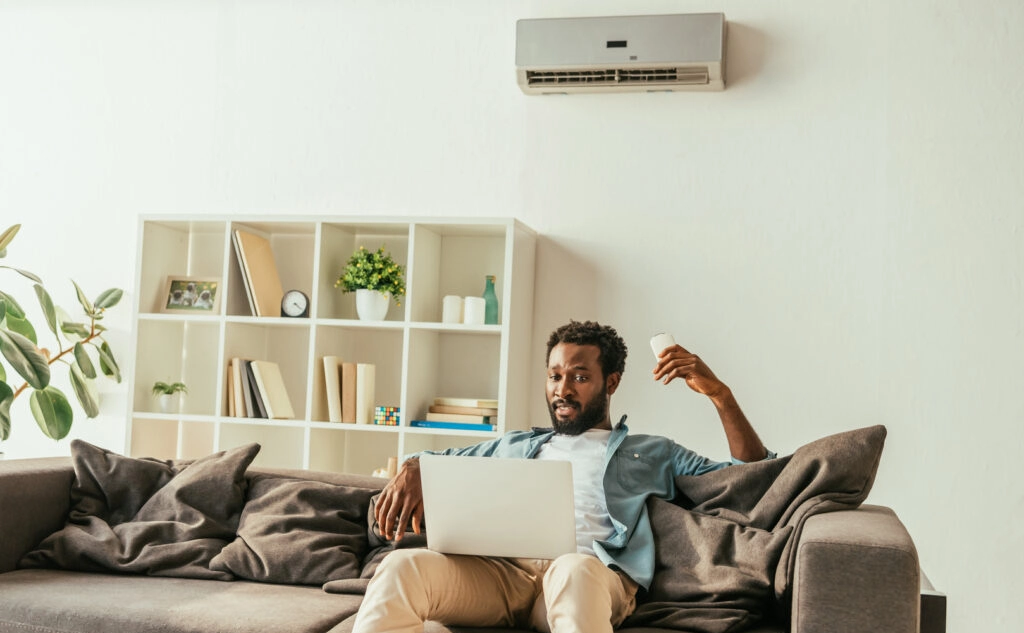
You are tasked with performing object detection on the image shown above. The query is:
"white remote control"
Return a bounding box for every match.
[650,333,676,358]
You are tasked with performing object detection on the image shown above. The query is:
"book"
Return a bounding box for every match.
[424,412,494,424]
[341,362,357,423]
[243,360,267,418]
[230,358,247,417]
[231,231,257,316]
[233,229,285,317]
[409,420,497,432]
[433,397,499,409]
[251,360,295,419]
[322,356,342,423]
[355,363,375,425]
[226,362,235,417]
[428,404,499,417]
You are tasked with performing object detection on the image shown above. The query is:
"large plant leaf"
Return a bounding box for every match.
[60,321,90,338]
[34,284,60,338]
[0,362,5,381]
[74,342,96,379]
[0,380,13,441]
[30,386,73,440]
[0,291,25,319]
[0,224,19,253]
[96,340,121,383]
[69,363,100,418]
[0,266,42,283]
[5,314,37,345]
[94,288,123,310]
[72,280,95,315]
[0,329,49,389]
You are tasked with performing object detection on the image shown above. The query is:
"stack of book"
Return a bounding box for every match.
[232,229,284,317]
[409,397,499,431]
[322,356,376,424]
[226,359,295,419]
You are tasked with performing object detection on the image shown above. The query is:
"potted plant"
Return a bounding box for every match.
[334,245,406,320]
[151,381,188,414]
[0,223,123,442]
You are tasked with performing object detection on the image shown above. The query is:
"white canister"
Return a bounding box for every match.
[442,295,464,323]
[462,296,486,325]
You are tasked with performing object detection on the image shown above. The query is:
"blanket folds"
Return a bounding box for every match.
[623,424,886,632]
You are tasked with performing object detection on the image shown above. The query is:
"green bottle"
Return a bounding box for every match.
[483,275,499,325]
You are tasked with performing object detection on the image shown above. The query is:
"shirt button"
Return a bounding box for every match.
[633,453,639,458]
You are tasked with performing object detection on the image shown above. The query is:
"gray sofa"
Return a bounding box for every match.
[0,434,921,633]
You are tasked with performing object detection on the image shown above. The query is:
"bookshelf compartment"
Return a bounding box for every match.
[137,221,228,316]
[310,325,403,423]
[309,427,399,474]
[134,319,222,415]
[408,224,507,324]
[228,221,317,318]
[317,223,411,322]
[223,322,310,420]
[220,422,304,470]
[180,420,216,460]
[405,329,501,423]
[129,417,178,458]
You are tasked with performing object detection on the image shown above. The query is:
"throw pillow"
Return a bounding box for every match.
[20,440,260,580]
[210,474,377,585]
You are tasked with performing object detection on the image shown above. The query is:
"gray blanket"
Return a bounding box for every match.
[622,424,886,632]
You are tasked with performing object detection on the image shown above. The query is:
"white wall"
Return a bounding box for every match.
[2,1,1021,630]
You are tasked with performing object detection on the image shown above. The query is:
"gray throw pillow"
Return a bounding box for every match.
[210,474,377,585]
[19,440,260,580]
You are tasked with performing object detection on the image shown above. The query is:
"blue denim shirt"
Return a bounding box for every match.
[411,419,775,590]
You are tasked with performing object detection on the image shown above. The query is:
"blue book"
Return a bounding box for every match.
[409,420,497,432]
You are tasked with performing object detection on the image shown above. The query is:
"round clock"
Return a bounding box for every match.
[281,289,310,318]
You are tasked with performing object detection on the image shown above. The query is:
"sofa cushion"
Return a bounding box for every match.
[19,440,259,580]
[210,473,377,585]
[0,568,362,633]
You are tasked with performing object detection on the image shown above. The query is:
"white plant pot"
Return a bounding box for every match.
[355,289,390,321]
[158,393,180,414]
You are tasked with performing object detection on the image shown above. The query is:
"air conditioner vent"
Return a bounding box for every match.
[526,67,709,87]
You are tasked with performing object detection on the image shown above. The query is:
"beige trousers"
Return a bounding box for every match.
[352,549,638,633]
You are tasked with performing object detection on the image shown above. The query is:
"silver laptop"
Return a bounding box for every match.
[419,454,577,559]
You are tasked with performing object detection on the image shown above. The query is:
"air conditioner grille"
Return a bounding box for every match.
[526,67,709,86]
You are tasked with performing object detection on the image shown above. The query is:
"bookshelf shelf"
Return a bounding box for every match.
[127,215,536,474]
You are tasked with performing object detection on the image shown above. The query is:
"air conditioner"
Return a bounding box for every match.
[515,13,726,95]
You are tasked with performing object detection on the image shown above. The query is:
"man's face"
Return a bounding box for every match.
[545,343,619,434]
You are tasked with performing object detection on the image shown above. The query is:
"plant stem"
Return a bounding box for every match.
[10,324,102,400]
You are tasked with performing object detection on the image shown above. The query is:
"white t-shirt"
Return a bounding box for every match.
[535,428,615,556]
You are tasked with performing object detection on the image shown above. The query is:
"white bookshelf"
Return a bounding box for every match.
[127,216,536,474]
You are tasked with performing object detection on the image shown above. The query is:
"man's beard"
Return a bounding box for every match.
[547,387,608,435]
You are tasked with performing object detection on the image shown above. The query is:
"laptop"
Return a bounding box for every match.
[418,454,577,559]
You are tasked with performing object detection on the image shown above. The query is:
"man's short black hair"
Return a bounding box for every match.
[545,320,627,378]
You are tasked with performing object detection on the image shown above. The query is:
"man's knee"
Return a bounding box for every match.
[545,553,606,582]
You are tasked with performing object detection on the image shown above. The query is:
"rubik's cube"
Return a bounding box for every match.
[374,406,400,426]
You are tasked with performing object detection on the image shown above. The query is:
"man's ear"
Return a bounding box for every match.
[605,372,621,395]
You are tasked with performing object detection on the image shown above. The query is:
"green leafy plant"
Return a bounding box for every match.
[151,381,188,396]
[334,245,406,305]
[0,224,123,441]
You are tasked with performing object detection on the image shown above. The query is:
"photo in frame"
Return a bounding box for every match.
[160,276,221,313]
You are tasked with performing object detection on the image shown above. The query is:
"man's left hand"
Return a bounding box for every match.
[653,344,730,402]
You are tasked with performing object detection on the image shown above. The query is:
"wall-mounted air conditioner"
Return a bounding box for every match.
[515,13,726,95]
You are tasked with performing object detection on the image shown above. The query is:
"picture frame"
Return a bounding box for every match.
[160,276,222,314]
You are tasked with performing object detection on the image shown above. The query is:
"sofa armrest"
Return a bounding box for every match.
[0,457,74,573]
[791,504,919,633]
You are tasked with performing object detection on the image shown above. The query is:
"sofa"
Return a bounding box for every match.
[0,427,921,633]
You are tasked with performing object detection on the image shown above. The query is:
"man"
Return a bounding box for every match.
[353,320,773,633]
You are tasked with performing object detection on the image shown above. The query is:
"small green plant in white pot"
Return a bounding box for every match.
[152,381,187,414]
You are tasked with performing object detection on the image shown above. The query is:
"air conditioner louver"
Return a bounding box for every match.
[525,67,710,87]
[516,13,725,94]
